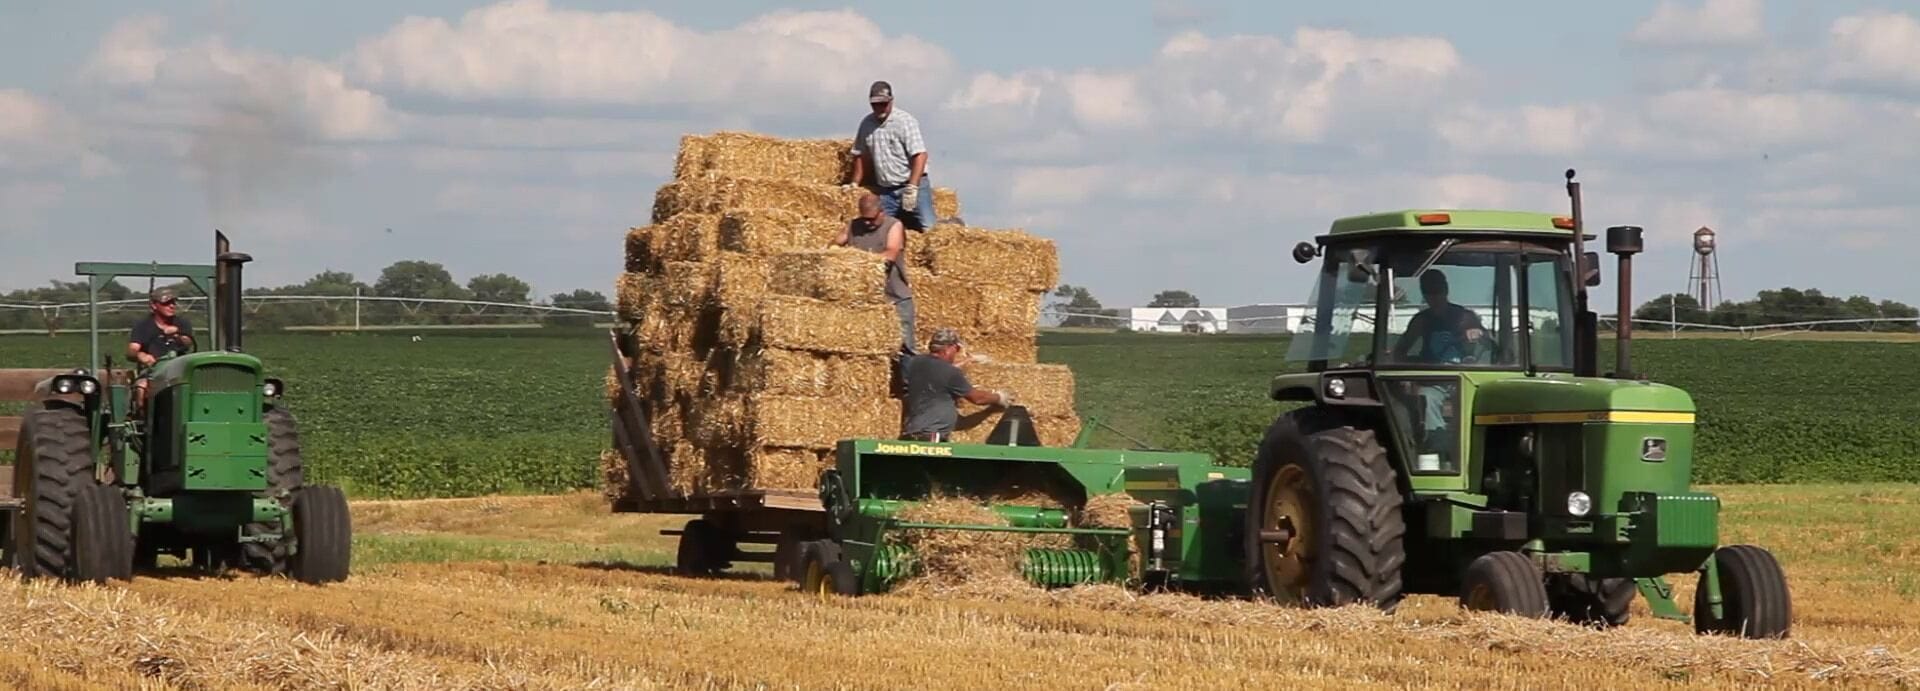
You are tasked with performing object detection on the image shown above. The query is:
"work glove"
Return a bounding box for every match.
[898,183,919,211]
[996,390,1016,407]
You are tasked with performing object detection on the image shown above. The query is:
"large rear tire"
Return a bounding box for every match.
[1695,545,1791,639]
[288,485,351,584]
[242,407,304,573]
[72,484,133,583]
[1244,409,1406,610]
[1460,551,1550,618]
[13,406,97,581]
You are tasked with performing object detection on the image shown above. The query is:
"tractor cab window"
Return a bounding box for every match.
[1381,240,1573,370]
[1285,245,1379,366]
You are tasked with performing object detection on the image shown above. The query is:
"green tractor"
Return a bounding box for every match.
[2,232,351,584]
[1248,170,1788,637]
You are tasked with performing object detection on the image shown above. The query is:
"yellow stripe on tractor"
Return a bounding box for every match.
[1472,411,1696,425]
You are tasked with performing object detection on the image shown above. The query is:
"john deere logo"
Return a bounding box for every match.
[874,442,953,457]
[1640,437,1668,462]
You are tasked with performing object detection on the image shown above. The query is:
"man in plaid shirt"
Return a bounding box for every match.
[850,81,939,230]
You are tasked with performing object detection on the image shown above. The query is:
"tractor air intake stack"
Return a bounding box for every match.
[1607,225,1644,379]
[213,231,254,353]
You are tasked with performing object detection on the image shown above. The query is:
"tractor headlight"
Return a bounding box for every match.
[262,378,284,398]
[1566,491,1593,517]
[53,378,74,394]
[1325,377,1347,399]
[80,379,98,395]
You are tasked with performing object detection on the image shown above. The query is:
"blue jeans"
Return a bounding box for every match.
[875,175,937,230]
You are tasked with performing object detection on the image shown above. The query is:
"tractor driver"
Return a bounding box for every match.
[128,287,195,413]
[899,328,1013,442]
[1389,270,1486,365]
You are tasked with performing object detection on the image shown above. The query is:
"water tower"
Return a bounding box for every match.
[1689,226,1722,309]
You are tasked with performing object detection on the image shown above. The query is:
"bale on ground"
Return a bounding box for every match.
[656,213,723,264]
[737,347,891,399]
[672,132,853,185]
[768,248,888,304]
[724,295,901,355]
[718,210,845,255]
[653,178,863,224]
[914,227,1059,291]
[749,394,901,450]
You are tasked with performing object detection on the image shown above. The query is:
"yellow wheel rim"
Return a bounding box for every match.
[1261,464,1316,603]
[804,560,830,601]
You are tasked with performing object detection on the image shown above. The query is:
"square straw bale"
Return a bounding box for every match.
[768,248,888,304]
[952,362,1077,420]
[614,272,655,322]
[748,394,902,450]
[746,446,832,490]
[972,285,1044,334]
[667,440,703,496]
[625,226,663,273]
[657,261,714,312]
[656,213,723,263]
[653,178,863,224]
[914,227,1059,291]
[737,348,893,398]
[719,209,846,255]
[636,302,693,353]
[911,323,1039,364]
[709,254,771,307]
[903,267,977,331]
[690,394,751,448]
[744,295,901,355]
[951,412,1083,448]
[599,449,628,503]
[672,132,853,185]
[932,187,960,221]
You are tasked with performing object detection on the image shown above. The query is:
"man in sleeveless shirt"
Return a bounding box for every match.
[832,193,915,356]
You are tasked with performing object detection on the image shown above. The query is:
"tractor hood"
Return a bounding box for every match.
[1469,374,1695,419]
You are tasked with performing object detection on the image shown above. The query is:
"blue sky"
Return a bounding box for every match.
[3,0,1918,313]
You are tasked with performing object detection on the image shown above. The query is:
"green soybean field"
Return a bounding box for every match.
[3,329,1915,497]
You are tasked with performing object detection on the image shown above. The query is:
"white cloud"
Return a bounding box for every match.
[1629,0,1765,47]
[346,0,955,117]
[1437,104,1608,157]
[1825,11,1920,91]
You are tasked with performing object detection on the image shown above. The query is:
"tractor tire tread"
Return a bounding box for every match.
[20,406,96,580]
[1246,408,1406,611]
[1698,544,1791,639]
[1462,551,1551,617]
[243,407,304,573]
[288,485,352,584]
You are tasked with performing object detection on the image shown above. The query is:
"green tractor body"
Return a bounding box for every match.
[4,232,350,584]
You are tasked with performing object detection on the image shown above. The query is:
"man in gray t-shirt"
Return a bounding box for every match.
[900,328,1014,441]
[850,80,938,230]
[833,193,914,355]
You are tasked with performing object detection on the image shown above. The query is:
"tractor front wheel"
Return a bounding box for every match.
[1549,574,1635,628]
[1695,545,1791,639]
[243,407,305,574]
[14,406,98,582]
[1244,409,1406,610]
[288,485,351,584]
[1460,552,1550,618]
[799,540,859,599]
[72,484,133,583]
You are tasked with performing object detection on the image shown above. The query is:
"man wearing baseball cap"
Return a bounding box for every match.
[850,80,939,231]
[128,287,196,412]
[899,327,1014,441]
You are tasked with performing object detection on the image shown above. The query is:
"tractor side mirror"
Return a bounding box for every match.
[1583,251,1602,286]
[1292,242,1318,264]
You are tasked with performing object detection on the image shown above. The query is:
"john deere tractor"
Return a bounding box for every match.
[3,231,350,584]
[1244,171,1789,637]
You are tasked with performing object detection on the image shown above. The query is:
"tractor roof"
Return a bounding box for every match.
[1326,209,1574,238]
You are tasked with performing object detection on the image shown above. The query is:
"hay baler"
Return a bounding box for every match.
[795,428,1251,597]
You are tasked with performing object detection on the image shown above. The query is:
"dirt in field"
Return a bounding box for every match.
[1,487,1917,690]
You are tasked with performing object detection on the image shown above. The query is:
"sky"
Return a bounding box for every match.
[3,0,1918,313]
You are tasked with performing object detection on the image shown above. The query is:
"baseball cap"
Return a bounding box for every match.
[869,81,894,104]
[929,327,962,348]
[149,287,177,303]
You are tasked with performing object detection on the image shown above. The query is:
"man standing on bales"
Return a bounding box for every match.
[833,193,914,356]
[850,80,937,231]
[899,328,1015,442]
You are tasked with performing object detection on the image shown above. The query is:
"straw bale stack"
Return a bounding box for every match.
[607,131,1082,501]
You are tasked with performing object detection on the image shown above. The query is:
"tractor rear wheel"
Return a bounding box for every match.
[1245,409,1406,610]
[72,484,133,583]
[1460,552,1550,617]
[243,407,304,574]
[1695,545,1791,639]
[1549,574,1635,627]
[13,406,97,581]
[674,519,733,576]
[799,540,859,598]
[288,485,351,584]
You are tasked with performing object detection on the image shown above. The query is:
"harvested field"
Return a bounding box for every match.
[2,485,1912,689]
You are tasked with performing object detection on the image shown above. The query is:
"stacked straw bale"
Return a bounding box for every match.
[607,131,1081,503]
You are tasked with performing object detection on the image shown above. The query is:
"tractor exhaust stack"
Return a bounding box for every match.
[1606,226,1644,378]
[213,231,254,353]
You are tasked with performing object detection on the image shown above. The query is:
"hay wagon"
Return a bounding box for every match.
[606,332,830,579]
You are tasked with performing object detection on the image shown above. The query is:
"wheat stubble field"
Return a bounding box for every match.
[0,485,1916,690]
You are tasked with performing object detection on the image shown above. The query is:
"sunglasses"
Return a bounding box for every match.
[154,299,177,306]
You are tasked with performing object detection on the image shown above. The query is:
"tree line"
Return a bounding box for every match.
[1634,288,1918,331]
[0,260,611,332]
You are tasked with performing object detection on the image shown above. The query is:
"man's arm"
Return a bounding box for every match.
[881,218,904,263]
[849,156,866,187]
[901,115,927,186]
[830,223,851,247]
[849,119,870,186]
[948,367,1009,407]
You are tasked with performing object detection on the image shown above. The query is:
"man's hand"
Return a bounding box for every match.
[160,324,178,336]
[994,390,1015,407]
[898,184,919,211]
[137,353,156,367]
[1465,327,1485,342]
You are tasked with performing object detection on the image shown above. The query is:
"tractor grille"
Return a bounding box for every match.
[192,364,256,393]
